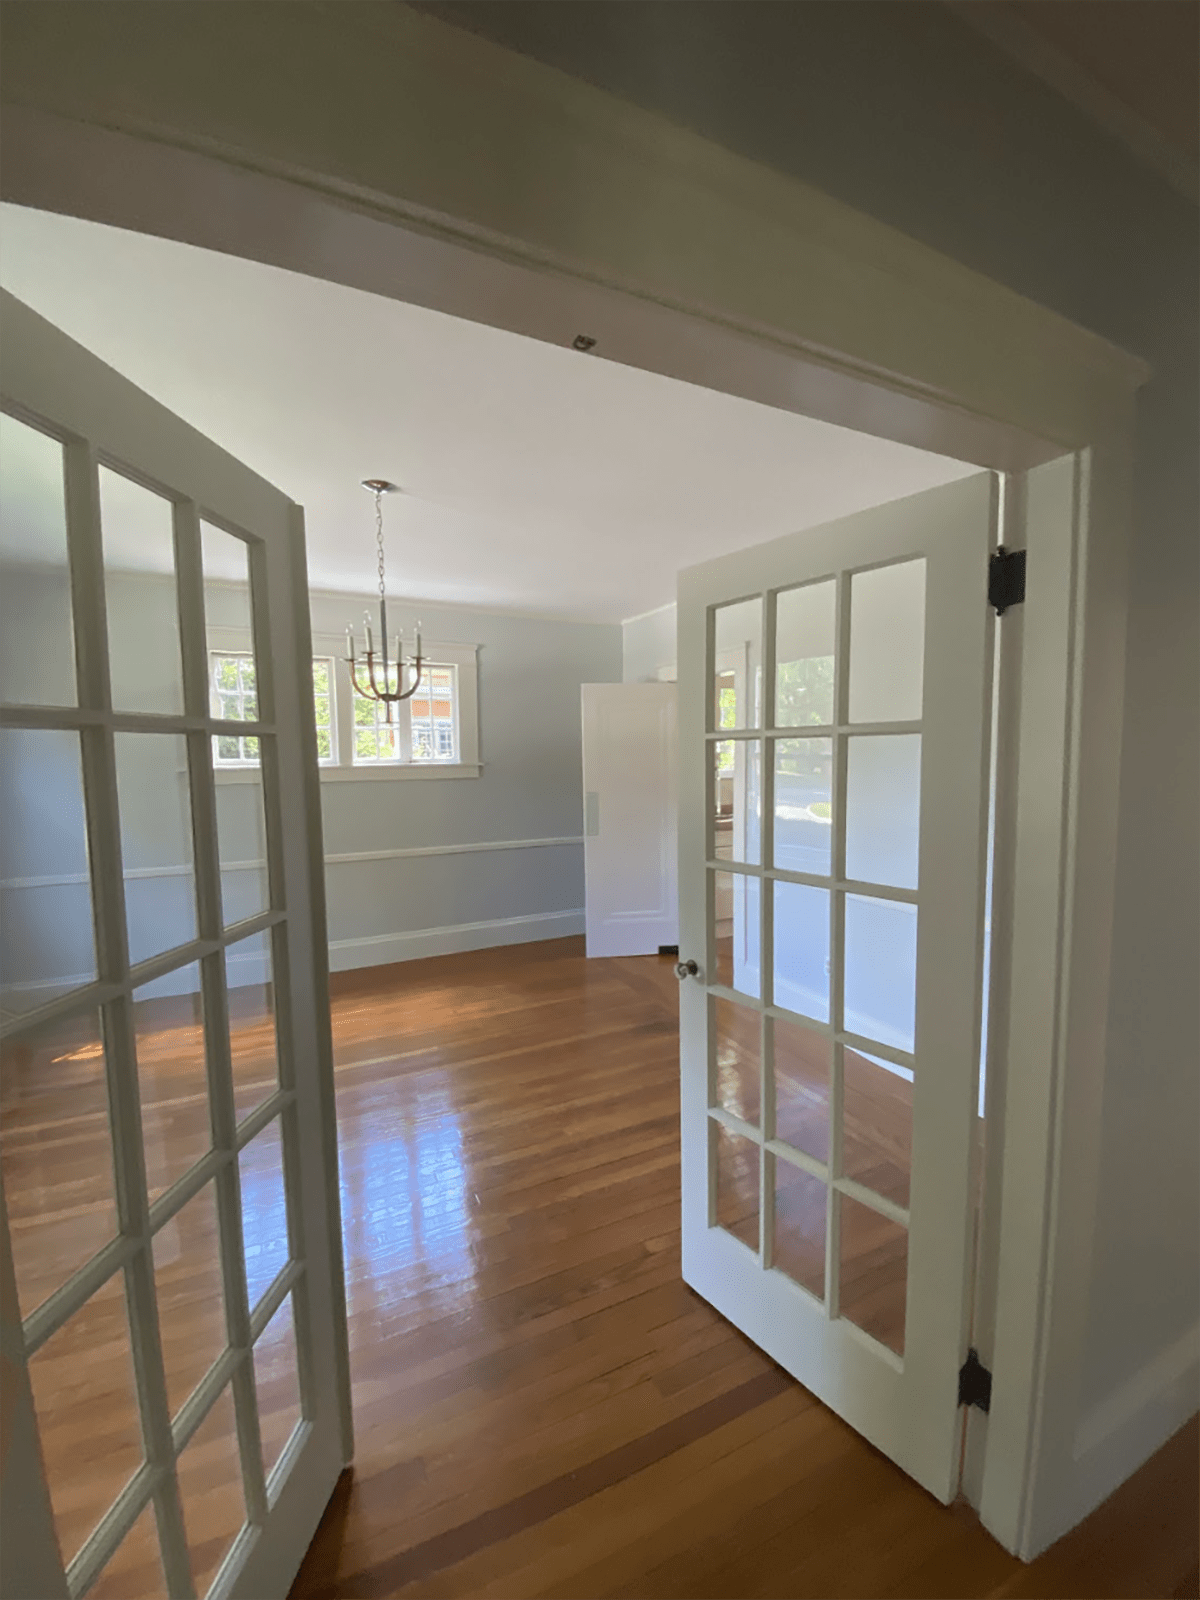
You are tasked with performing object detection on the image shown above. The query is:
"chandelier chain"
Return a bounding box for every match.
[375,489,386,600]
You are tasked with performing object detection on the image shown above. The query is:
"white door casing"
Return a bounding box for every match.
[0,292,351,1600]
[678,472,997,1501]
[582,682,678,957]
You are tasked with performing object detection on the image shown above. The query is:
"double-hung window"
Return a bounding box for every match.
[352,661,459,766]
[210,652,336,768]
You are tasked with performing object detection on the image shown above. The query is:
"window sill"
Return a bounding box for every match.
[211,762,482,785]
[325,762,482,782]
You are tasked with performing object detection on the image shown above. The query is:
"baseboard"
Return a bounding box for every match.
[328,909,585,970]
[2,912,584,1006]
[1060,1323,1200,1540]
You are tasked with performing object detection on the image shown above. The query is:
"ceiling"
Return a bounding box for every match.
[0,205,974,624]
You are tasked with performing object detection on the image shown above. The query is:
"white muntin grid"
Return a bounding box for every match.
[0,406,314,1600]
[703,564,921,1347]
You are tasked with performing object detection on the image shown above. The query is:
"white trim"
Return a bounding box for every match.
[211,762,482,783]
[328,908,584,970]
[0,835,582,891]
[321,761,480,783]
[326,837,580,864]
[1062,1327,1200,1535]
[1074,1325,1200,1461]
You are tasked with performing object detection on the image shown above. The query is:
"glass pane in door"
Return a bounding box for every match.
[839,1194,908,1356]
[215,755,270,925]
[201,521,253,631]
[25,1268,144,1566]
[227,930,282,1121]
[772,881,830,1022]
[772,737,832,875]
[713,1120,759,1252]
[253,1293,304,1484]
[711,739,761,865]
[771,1017,830,1163]
[114,732,198,968]
[711,869,760,997]
[0,412,76,707]
[843,894,917,1053]
[134,963,212,1203]
[845,734,921,890]
[177,1385,248,1599]
[100,466,185,715]
[712,995,760,1126]
[0,727,97,1016]
[842,1046,913,1210]
[774,579,834,728]
[239,1117,291,1310]
[153,1181,229,1419]
[713,597,762,729]
[90,1502,168,1600]
[848,560,926,724]
[1,1007,116,1319]
[772,1155,826,1300]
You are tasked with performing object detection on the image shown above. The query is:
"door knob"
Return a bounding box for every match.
[675,959,699,979]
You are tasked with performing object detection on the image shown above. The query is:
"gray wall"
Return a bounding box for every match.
[0,564,621,1004]
[622,605,677,684]
[429,1,1200,1414]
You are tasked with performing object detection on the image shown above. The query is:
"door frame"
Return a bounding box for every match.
[0,8,1147,1552]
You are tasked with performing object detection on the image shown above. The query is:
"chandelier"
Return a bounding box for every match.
[345,479,424,723]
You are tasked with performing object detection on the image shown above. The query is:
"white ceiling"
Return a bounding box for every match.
[0,205,975,623]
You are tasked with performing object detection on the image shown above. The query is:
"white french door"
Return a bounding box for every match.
[677,472,997,1501]
[0,292,349,1599]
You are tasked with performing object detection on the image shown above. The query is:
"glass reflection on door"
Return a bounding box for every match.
[704,556,929,1359]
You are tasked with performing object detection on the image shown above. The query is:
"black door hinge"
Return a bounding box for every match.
[958,1347,993,1412]
[989,546,1026,616]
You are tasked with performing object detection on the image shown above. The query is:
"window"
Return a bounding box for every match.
[351,662,459,766]
[410,665,458,764]
[210,651,259,766]
[208,630,479,780]
[310,659,335,762]
[210,653,335,767]
[352,669,402,765]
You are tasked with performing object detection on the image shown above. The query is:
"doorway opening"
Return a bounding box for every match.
[0,173,1114,1596]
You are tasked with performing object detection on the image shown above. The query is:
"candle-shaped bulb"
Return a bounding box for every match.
[363,611,373,653]
[345,627,355,661]
[416,619,423,658]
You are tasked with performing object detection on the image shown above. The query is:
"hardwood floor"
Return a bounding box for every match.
[289,938,1197,1599]
[3,936,1195,1596]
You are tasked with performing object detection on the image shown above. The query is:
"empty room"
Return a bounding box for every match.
[1,5,1196,1600]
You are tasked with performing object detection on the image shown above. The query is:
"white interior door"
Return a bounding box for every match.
[582,682,678,957]
[677,473,997,1501]
[0,292,349,1600]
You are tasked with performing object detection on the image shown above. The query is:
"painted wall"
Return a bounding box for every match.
[0,563,621,1005]
[622,605,677,684]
